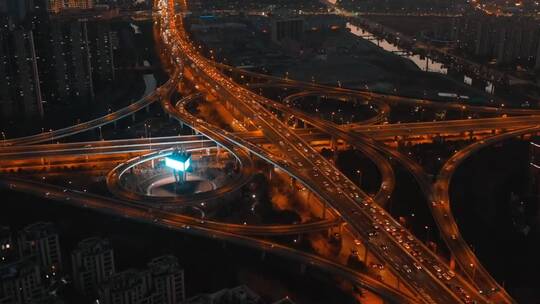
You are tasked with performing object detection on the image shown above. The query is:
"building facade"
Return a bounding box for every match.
[17,222,62,275]
[72,237,115,295]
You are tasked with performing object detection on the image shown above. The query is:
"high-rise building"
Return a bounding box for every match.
[98,255,185,304]
[0,27,43,118]
[147,255,185,304]
[67,0,93,9]
[454,14,540,67]
[272,298,296,304]
[0,227,15,264]
[46,0,94,13]
[0,0,33,22]
[535,40,540,70]
[185,285,262,304]
[17,222,62,275]
[271,18,304,44]
[89,22,116,82]
[45,0,63,13]
[71,237,115,295]
[98,269,158,304]
[0,257,47,303]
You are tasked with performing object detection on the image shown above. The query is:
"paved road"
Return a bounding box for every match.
[157,0,493,302]
[0,175,414,303]
[0,71,180,147]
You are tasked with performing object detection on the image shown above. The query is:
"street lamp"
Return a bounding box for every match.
[469,263,476,280]
[144,123,149,138]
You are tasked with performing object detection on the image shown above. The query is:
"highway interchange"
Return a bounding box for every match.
[1,0,540,303]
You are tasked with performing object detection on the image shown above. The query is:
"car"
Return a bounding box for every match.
[371,263,384,270]
[403,265,412,273]
[368,231,378,238]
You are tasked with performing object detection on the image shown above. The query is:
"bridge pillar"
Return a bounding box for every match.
[145,105,150,113]
[284,114,292,127]
[114,121,118,129]
[267,165,273,181]
[330,137,338,151]
[354,169,362,186]
[339,222,345,235]
[331,140,339,163]
[132,113,136,122]
[260,250,266,261]
[300,263,306,274]
[363,247,369,264]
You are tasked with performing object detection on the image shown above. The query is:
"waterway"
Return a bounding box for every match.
[324,0,497,96]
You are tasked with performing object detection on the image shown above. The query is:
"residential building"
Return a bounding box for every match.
[17,222,62,275]
[72,237,115,295]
